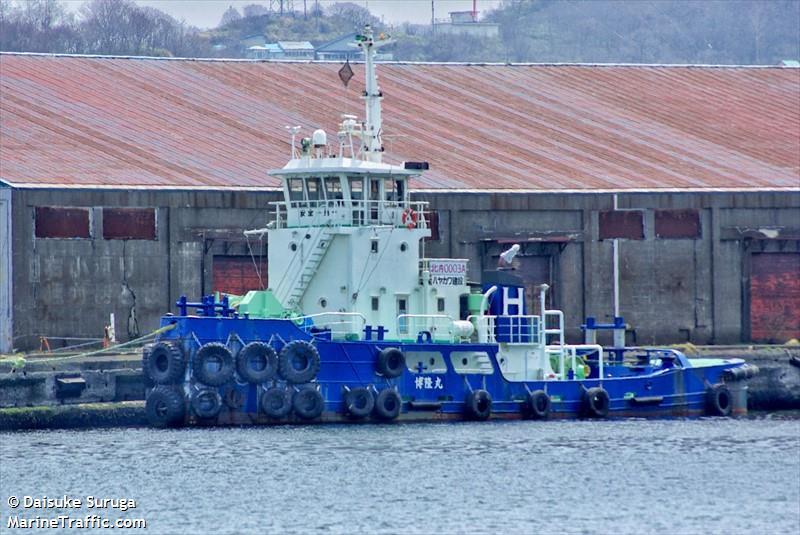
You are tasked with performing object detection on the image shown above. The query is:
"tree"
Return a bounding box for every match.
[219,5,241,27]
[327,2,379,30]
[243,4,270,19]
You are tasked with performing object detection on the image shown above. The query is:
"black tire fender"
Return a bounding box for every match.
[584,387,610,418]
[278,340,321,384]
[192,342,234,386]
[143,342,185,385]
[145,386,185,428]
[376,347,406,378]
[465,389,492,421]
[292,386,325,420]
[526,389,551,419]
[236,342,278,383]
[191,388,222,420]
[374,388,402,420]
[706,383,732,417]
[261,387,292,418]
[344,387,374,419]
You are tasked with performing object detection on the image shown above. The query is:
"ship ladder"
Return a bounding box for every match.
[281,229,334,307]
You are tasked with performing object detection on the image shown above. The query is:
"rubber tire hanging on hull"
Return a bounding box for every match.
[344,387,374,419]
[525,390,551,420]
[706,383,732,416]
[279,340,321,384]
[465,389,492,421]
[376,348,406,378]
[583,387,610,418]
[146,386,185,428]
[191,388,222,420]
[374,388,402,420]
[143,342,185,385]
[193,343,234,386]
[236,342,278,384]
[293,387,325,420]
[261,387,292,418]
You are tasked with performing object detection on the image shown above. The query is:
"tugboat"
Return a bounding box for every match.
[143,27,757,427]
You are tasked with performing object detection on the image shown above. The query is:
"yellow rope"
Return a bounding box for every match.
[1,323,177,369]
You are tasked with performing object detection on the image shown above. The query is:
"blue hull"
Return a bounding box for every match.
[147,315,750,426]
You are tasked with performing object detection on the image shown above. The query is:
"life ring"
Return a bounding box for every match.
[278,340,321,383]
[583,387,610,418]
[143,341,185,385]
[345,387,375,419]
[376,347,406,378]
[401,207,418,229]
[236,342,278,384]
[465,389,492,421]
[191,388,222,420]
[525,389,551,419]
[374,388,402,420]
[706,383,732,416]
[292,386,325,420]
[192,342,234,386]
[145,386,185,428]
[261,387,292,418]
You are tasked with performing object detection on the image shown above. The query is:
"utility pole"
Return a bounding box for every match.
[431,0,435,33]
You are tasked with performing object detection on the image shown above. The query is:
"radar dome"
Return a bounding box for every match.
[312,129,327,148]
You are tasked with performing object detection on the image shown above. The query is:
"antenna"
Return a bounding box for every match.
[286,126,301,158]
[354,25,393,163]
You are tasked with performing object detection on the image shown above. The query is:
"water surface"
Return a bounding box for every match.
[1,416,798,534]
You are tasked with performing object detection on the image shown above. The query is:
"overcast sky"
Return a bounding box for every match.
[59,1,503,30]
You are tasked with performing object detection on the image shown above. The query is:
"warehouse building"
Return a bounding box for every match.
[1,54,798,351]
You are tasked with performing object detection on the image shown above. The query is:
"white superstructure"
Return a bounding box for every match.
[263,26,469,340]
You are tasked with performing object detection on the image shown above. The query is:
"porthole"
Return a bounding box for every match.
[319,298,328,308]
[462,357,468,366]
[289,242,297,251]
[400,242,408,252]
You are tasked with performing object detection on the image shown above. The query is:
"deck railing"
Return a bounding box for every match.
[270,199,429,229]
[396,314,454,342]
[468,314,541,345]
[295,312,366,340]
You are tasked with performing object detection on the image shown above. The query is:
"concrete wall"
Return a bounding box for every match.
[8,187,800,350]
[0,188,11,353]
[11,188,282,350]
[417,190,800,345]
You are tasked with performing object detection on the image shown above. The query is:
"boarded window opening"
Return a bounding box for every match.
[212,256,267,296]
[103,208,156,240]
[655,209,701,239]
[598,210,644,240]
[426,210,440,241]
[35,207,90,238]
[750,253,800,343]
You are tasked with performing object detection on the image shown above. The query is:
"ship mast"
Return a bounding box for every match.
[356,25,392,163]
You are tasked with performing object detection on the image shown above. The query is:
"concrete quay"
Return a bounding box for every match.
[0,345,797,431]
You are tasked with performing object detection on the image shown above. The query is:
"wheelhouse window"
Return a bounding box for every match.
[350,178,364,200]
[288,178,304,202]
[324,176,343,200]
[306,177,322,201]
[383,178,398,202]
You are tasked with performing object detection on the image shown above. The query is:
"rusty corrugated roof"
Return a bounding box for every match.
[1,54,798,191]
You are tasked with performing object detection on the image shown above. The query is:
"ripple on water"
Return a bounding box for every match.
[1,417,799,534]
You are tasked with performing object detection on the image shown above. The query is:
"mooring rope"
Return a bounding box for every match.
[1,323,177,370]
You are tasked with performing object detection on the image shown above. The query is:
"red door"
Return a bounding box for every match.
[750,253,800,343]
[212,256,267,296]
